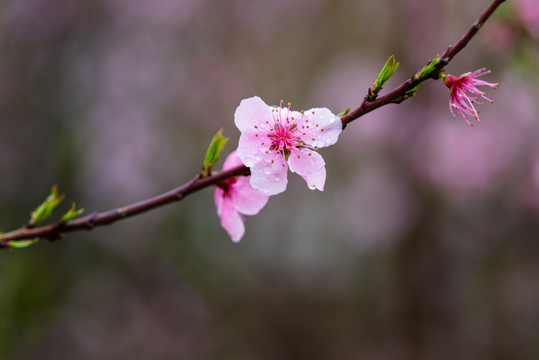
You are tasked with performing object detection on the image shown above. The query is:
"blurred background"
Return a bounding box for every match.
[1,0,538,359]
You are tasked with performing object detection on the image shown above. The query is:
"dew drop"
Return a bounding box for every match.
[308,185,316,190]
[329,117,335,123]
[264,166,272,175]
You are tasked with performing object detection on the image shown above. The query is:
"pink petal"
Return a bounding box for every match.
[234,96,273,133]
[219,196,245,242]
[214,187,225,216]
[230,176,269,215]
[237,132,266,167]
[249,153,289,195]
[300,108,342,149]
[222,150,244,170]
[288,148,326,191]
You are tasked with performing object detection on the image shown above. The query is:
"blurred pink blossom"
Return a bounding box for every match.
[484,20,516,52]
[422,120,514,197]
[443,69,499,125]
[516,0,539,36]
[235,96,342,195]
[214,151,269,242]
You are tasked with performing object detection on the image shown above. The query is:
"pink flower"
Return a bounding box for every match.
[234,96,342,195]
[214,151,269,242]
[443,68,499,125]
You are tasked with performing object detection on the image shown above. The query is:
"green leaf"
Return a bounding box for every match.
[370,55,400,100]
[415,55,441,81]
[404,83,421,99]
[7,239,39,249]
[201,128,229,178]
[337,108,351,118]
[61,202,85,223]
[30,185,65,226]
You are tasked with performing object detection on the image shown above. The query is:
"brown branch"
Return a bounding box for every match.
[0,164,249,245]
[340,0,506,128]
[0,0,505,248]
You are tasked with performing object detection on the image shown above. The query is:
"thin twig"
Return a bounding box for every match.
[0,165,249,244]
[340,0,505,128]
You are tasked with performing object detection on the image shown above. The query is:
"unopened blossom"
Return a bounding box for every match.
[214,151,269,242]
[443,68,499,125]
[235,96,342,196]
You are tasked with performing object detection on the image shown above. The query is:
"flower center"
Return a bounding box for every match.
[268,122,300,150]
[217,177,238,198]
[265,101,307,158]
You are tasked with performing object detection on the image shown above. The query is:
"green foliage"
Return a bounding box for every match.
[415,55,441,81]
[337,108,351,117]
[6,239,39,249]
[404,83,421,99]
[29,185,65,227]
[61,202,85,223]
[201,128,229,178]
[369,55,400,100]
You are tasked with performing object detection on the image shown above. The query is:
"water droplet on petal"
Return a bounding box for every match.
[264,166,272,175]
[274,175,280,182]
[325,138,332,144]
[308,185,316,190]
[329,117,335,123]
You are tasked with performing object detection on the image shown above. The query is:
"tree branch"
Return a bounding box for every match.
[340,0,505,128]
[0,165,249,246]
[0,0,505,248]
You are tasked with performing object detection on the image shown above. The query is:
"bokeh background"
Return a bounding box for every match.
[1,0,538,359]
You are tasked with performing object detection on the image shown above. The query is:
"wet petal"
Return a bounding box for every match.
[234,96,273,133]
[288,148,326,191]
[237,133,266,167]
[300,107,342,149]
[249,154,288,196]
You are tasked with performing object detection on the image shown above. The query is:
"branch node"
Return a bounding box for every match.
[84,213,98,229]
[117,207,128,217]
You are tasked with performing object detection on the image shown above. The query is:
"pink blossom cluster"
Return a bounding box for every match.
[214,96,343,242]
